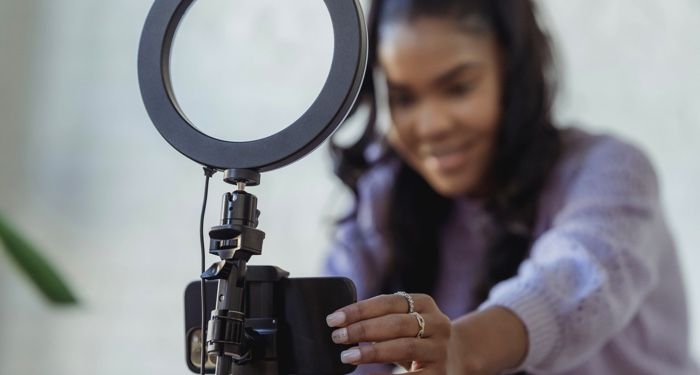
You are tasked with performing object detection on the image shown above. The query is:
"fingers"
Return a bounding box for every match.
[331,312,445,344]
[368,367,442,375]
[327,293,436,328]
[397,361,413,371]
[394,370,442,375]
[327,294,451,373]
[340,338,447,366]
[367,371,437,375]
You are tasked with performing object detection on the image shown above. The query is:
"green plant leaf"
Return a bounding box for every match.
[0,213,78,305]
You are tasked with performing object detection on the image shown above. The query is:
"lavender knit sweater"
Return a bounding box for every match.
[324,128,699,374]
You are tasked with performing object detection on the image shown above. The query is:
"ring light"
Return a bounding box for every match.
[138,0,367,172]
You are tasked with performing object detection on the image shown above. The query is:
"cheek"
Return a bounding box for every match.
[455,99,500,174]
[387,125,419,163]
[455,84,502,134]
[389,105,415,133]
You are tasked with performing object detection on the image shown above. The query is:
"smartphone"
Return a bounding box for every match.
[184,266,357,374]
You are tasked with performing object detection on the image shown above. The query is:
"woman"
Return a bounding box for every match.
[324,0,698,374]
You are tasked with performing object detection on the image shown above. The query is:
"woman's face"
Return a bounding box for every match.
[379,17,503,198]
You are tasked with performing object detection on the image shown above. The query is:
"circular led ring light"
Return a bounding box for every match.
[138,0,367,172]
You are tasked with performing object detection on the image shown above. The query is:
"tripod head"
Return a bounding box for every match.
[209,171,263,262]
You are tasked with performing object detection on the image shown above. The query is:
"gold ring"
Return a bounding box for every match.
[411,312,425,338]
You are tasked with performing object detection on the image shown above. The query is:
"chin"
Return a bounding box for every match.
[413,163,481,198]
[429,179,475,199]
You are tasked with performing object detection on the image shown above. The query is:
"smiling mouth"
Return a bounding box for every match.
[424,141,476,172]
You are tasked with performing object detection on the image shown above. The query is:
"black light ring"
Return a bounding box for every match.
[138,0,368,172]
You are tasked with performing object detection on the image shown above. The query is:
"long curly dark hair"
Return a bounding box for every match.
[331,0,561,314]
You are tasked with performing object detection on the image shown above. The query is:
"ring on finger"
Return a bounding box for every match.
[411,312,425,339]
[394,291,415,313]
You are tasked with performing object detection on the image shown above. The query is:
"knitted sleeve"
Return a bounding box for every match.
[479,137,662,373]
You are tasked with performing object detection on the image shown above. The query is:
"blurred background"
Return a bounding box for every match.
[0,0,698,373]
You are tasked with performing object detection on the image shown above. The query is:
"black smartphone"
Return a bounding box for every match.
[184,266,357,374]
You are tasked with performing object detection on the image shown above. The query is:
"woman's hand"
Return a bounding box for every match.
[326,293,452,374]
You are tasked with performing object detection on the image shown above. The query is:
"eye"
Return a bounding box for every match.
[389,91,416,108]
[445,82,473,98]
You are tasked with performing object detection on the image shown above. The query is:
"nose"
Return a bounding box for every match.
[414,99,453,141]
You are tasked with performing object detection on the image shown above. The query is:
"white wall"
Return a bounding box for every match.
[0,0,697,373]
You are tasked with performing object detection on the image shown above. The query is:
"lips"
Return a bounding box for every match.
[424,141,475,173]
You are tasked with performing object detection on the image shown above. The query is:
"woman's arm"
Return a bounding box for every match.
[478,137,663,372]
[448,307,528,374]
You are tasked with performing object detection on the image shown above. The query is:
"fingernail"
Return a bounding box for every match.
[340,348,361,364]
[326,311,346,327]
[331,328,348,344]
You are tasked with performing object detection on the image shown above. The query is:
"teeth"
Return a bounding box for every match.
[426,156,440,169]
[422,142,471,156]
[428,146,462,158]
[435,148,460,156]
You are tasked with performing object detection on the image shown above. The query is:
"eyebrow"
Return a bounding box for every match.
[387,62,482,91]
